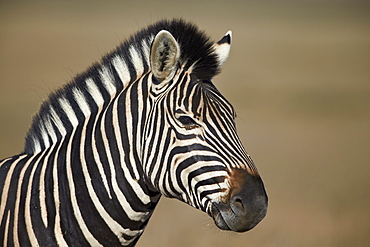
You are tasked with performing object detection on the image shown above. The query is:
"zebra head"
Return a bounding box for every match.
[142,23,268,232]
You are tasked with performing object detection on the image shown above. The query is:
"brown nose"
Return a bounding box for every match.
[210,168,268,232]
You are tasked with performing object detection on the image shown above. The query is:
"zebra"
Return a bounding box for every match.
[0,19,268,246]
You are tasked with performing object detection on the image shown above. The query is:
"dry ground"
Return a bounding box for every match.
[1,1,369,246]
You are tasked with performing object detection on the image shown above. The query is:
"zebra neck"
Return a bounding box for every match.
[15,45,161,244]
[23,37,154,155]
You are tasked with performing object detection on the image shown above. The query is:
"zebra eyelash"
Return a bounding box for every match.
[177,115,199,130]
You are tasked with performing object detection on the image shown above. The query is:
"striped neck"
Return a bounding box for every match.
[23,38,153,154]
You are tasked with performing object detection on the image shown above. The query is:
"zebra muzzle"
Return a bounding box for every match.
[209,169,268,232]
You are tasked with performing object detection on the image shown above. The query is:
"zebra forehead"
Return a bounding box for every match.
[168,80,236,118]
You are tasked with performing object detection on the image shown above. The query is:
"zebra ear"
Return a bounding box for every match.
[150,30,180,82]
[213,30,232,67]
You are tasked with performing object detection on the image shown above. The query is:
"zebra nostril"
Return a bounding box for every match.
[235,198,243,208]
[232,196,246,215]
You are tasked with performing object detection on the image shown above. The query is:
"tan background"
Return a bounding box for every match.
[1,0,369,246]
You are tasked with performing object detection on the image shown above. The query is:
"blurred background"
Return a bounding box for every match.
[0,0,369,246]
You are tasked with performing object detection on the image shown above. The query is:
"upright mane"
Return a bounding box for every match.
[23,19,220,154]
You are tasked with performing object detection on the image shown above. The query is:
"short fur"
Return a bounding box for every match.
[24,19,221,154]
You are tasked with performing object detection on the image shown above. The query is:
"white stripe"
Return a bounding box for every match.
[84,80,113,198]
[124,84,140,180]
[159,130,176,197]
[99,65,117,97]
[25,151,46,246]
[32,137,42,153]
[99,120,147,224]
[3,210,10,247]
[0,157,26,246]
[188,169,228,200]
[43,114,57,138]
[0,157,12,167]
[39,122,50,150]
[59,98,78,127]
[63,91,103,246]
[144,123,169,188]
[39,111,59,227]
[135,77,144,161]
[197,183,227,195]
[13,154,38,246]
[101,100,150,220]
[111,96,151,205]
[39,157,51,229]
[0,155,27,222]
[85,78,103,107]
[129,45,144,77]
[73,87,91,117]
[112,55,130,87]
[52,138,68,247]
[53,144,68,247]
[53,98,76,246]
[190,170,225,207]
[195,174,228,205]
[141,38,152,67]
[71,88,142,245]
[50,106,66,135]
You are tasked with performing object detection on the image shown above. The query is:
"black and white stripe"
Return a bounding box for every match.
[0,19,267,246]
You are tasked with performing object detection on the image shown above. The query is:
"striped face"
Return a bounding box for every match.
[144,29,268,232]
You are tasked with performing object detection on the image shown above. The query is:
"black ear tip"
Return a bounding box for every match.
[217,31,232,45]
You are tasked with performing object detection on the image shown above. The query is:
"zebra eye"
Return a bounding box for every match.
[177,116,198,129]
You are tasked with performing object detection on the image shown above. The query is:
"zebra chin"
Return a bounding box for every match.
[207,169,268,232]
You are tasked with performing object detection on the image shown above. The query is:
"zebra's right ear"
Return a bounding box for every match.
[150,30,180,82]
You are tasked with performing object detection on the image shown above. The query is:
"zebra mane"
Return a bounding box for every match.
[24,19,220,154]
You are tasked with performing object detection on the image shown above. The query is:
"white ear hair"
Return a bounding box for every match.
[150,30,180,82]
[213,30,232,67]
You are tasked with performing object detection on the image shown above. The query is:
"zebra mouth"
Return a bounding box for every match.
[208,203,232,231]
[208,198,267,232]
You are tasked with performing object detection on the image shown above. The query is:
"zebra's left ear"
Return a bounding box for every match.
[150,30,180,82]
[213,30,232,67]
